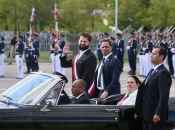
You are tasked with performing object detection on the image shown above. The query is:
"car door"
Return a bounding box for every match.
[0,104,33,130]
[33,104,122,130]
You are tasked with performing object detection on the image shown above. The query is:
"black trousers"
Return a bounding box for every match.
[143,120,165,130]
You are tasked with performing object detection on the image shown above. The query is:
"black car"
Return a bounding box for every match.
[0,72,174,130]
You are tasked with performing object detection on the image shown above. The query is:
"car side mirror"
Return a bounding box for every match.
[40,99,57,112]
[46,99,56,106]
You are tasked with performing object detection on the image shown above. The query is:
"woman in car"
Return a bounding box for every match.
[117,75,141,106]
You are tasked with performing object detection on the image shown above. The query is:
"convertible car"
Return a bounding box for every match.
[0,72,174,130]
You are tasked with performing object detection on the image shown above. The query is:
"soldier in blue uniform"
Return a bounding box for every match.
[15,35,24,79]
[143,34,153,75]
[138,36,145,76]
[116,33,124,71]
[32,33,39,72]
[50,33,57,72]
[97,33,103,62]
[24,33,30,74]
[126,32,137,75]
[110,37,116,56]
[167,34,174,75]
[0,36,5,77]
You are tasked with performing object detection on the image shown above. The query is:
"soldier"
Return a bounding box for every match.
[15,35,24,79]
[167,34,174,75]
[143,34,153,75]
[24,33,30,74]
[138,36,146,77]
[97,33,103,62]
[171,39,175,79]
[161,35,168,67]
[32,33,39,72]
[8,32,17,65]
[57,33,66,75]
[109,36,116,57]
[126,32,137,75]
[116,33,124,71]
[0,36,5,77]
[103,32,109,40]
[50,33,57,72]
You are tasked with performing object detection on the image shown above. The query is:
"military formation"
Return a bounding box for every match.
[0,31,66,79]
[96,26,175,79]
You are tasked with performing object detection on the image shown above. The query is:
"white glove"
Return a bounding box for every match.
[171,48,175,53]
[126,46,130,50]
[142,48,146,51]
[26,54,29,57]
[34,55,36,58]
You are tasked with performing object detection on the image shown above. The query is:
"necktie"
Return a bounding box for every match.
[70,97,77,104]
[145,68,154,84]
[97,58,105,87]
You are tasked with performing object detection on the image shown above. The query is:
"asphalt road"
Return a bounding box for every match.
[1,62,175,97]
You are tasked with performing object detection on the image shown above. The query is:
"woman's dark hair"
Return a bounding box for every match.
[128,75,141,85]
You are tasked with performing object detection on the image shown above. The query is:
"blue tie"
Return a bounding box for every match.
[145,68,154,84]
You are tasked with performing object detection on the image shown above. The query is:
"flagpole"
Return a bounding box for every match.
[115,0,118,34]
[29,7,35,42]
[54,3,59,33]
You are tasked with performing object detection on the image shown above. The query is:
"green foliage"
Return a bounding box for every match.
[0,0,175,32]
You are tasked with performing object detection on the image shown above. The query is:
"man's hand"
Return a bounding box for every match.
[100,91,108,98]
[62,42,72,55]
[153,114,160,123]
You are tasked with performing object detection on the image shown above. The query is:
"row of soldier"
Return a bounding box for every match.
[0,31,66,79]
[96,31,175,79]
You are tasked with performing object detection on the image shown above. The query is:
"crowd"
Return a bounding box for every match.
[0,29,173,130]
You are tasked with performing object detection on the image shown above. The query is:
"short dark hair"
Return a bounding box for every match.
[76,79,87,90]
[102,40,111,46]
[79,32,92,42]
[128,75,141,85]
[154,46,167,61]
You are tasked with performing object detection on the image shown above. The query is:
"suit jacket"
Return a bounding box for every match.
[70,93,90,104]
[93,54,122,98]
[60,49,97,94]
[121,89,138,105]
[135,64,172,121]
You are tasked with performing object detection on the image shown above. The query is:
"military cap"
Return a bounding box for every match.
[60,33,65,37]
[1,36,5,41]
[110,37,115,41]
[52,33,56,37]
[147,34,152,37]
[25,33,30,36]
[104,32,108,35]
[141,36,145,40]
[158,33,163,37]
[33,33,38,37]
[116,33,121,36]
[18,34,23,39]
[130,32,135,35]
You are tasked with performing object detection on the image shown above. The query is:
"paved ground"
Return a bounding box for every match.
[1,62,175,97]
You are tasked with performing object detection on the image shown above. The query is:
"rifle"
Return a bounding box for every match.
[136,25,144,34]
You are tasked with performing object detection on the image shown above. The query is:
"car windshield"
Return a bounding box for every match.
[0,74,54,105]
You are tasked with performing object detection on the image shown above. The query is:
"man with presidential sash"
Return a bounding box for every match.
[60,32,97,98]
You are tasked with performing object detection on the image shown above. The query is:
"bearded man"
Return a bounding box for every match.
[60,32,97,98]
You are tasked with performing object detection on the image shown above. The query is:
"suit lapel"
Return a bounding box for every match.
[103,54,112,68]
[76,49,90,65]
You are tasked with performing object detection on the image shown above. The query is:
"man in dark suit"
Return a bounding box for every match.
[60,32,97,98]
[70,79,90,104]
[92,40,122,98]
[135,46,172,130]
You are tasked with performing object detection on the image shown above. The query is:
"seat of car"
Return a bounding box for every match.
[91,94,125,105]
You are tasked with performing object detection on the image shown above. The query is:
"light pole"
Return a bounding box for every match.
[115,0,118,34]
